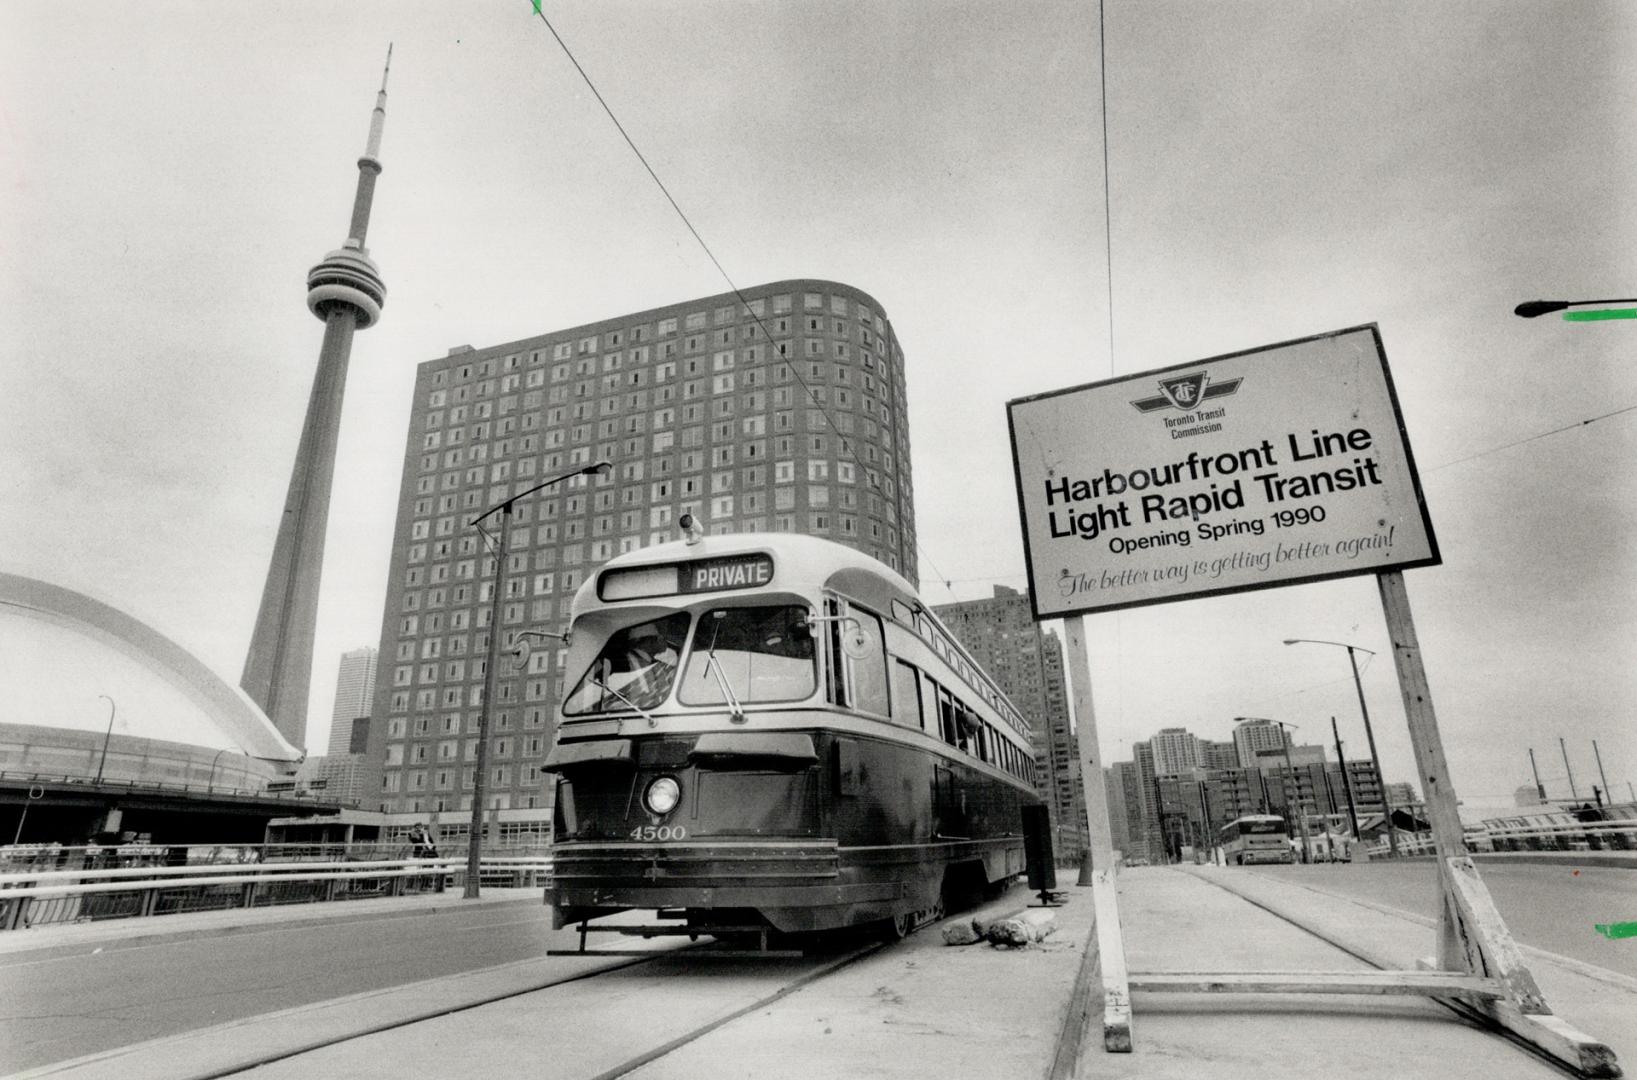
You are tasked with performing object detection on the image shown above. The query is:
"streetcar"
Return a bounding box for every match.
[543,530,1041,944]
[1218,814,1295,865]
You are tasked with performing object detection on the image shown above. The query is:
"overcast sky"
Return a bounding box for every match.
[3,1,1632,810]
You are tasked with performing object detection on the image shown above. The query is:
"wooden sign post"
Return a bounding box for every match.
[1062,614,1131,1051]
[1007,327,1621,1076]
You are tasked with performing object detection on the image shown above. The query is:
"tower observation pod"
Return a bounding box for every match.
[241,48,392,749]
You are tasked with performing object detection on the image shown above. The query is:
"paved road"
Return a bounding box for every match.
[1247,862,1636,977]
[0,898,562,1073]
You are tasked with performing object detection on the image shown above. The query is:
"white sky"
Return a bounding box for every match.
[3,1,1632,810]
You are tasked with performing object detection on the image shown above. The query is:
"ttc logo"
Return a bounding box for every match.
[1131,371,1242,413]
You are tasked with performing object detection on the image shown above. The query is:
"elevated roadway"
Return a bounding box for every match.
[1,863,1630,1079]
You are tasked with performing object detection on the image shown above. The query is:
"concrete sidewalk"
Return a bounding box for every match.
[642,867,1606,1080]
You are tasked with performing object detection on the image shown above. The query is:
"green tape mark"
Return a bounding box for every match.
[1593,922,1637,940]
[1563,308,1637,321]
[531,0,541,12]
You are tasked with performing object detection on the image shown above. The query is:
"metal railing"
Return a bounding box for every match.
[0,768,350,804]
[1364,819,1637,859]
[0,854,552,931]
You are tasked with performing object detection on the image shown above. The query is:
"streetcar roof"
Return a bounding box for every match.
[571,532,919,619]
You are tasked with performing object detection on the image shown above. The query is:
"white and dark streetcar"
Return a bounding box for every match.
[543,533,1041,944]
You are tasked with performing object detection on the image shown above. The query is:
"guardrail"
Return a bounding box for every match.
[0,768,351,804]
[1365,819,1637,859]
[0,842,554,874]
[0,855,552,931]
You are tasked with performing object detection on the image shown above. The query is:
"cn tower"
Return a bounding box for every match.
[241,49,392,749]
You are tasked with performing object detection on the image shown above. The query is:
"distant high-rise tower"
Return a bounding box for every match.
[326,647,379,756]
[242,51,393,749]
[1150,726,1202,777]
[1233,717,1286,768]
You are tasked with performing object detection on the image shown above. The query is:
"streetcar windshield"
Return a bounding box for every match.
[562,612,691,715]
[678,605,816,707]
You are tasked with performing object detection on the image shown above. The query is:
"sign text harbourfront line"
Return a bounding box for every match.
[1045,427,1382,553]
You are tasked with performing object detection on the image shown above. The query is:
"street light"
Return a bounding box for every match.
[1284,638,1399,858]
[1513,298,1637,321]
[1237,716,1311,863]
[463,460,612,899]
[94,694,117,785]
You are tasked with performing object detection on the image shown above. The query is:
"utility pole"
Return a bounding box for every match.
[1560,736,1579,801]
[1593,740,1611,807]
[1332,717,1361,841]
[1275,723,1311,864]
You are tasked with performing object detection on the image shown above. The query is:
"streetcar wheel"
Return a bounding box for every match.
[886,911,914,940]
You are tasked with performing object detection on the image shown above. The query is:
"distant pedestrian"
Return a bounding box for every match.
[409,823,443,892]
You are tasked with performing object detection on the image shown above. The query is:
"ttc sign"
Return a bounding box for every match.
[1006,324,1440,619]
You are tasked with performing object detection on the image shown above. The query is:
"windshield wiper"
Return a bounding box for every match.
[589,677,659,728]
[703,612,745,722]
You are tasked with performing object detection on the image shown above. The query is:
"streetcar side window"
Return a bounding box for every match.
[921,674,944,736]
[824,598,848,708]
[939,690,961,749]
[847,607,889,717]
[891,659,923,731]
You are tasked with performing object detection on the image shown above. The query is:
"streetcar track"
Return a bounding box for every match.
[188,949,670,1080]
[192,937,886,1080]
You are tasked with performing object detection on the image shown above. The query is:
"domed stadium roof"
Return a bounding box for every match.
[0,573,300,764]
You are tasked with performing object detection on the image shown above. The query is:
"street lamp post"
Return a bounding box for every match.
[463,460,612,899]
[1284,638,1399,858]
[94,695,117,786]
[1514,298,1637,320]
[207,748,233,793]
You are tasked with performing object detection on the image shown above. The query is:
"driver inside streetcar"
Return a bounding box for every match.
[609,620,682,710]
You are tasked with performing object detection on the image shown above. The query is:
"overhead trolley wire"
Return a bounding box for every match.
[528,4,961,603]
[1426,403,1636,474]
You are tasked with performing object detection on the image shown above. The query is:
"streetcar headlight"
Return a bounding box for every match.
[644,776,681,816]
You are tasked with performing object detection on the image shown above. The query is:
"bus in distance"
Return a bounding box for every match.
[1219,814,1295,865]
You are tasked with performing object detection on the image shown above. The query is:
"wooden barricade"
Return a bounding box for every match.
[1064,572,1620,1077]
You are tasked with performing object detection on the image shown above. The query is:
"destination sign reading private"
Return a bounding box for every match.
[1007,325,1440,619]
[600,553,775,601]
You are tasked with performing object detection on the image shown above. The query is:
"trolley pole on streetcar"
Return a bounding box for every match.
[464,461,611,899]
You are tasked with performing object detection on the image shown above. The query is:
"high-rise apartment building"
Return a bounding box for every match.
[1150,727,1201,777]
[365,280,915,836]
[1127,740,1166,862]
[1233,717,1287,767]
[1201,739,1238,770]
[935,585,1088,853]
